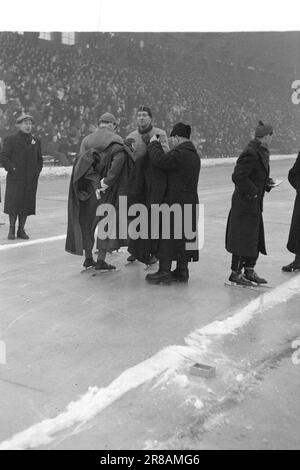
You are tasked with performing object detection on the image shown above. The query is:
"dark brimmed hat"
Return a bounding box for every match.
[16,114,33,124]
[137,105,152,118]
[98,112,118,125]
[170,122,191,139]
[255,120,273,138]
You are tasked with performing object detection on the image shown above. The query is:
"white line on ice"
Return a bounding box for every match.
[1,274,300,450]
[0,235,66,251]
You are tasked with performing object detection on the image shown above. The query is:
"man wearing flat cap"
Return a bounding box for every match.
[0,114,43,240]
[66,112,134,270]
[126,105,169,264]
[226,120,275,286]
[141,122,201,284]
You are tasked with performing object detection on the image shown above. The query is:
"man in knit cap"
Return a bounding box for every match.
[126,106,169,264]
[225,120,276,286]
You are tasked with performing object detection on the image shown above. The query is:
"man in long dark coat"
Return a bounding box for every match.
[282,151,300,272]
[140,122,201,284]
[0,114,43,240]
[65,112,134,270]
[226,121,275,285]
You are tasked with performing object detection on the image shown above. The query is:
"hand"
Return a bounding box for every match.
[100,178,109,191]
[141,134,151,145]
[150,134,159,143]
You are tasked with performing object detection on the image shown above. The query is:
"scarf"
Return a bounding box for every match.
[138,123,153,135]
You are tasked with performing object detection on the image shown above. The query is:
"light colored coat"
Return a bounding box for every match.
[126,126,169,161]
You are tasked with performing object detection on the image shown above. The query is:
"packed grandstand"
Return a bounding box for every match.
[0,31,300,162]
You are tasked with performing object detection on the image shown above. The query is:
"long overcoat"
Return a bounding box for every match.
[128,140,201,263]
[0,131,43,215]
[226,139,272,258]
[287,151,300,255]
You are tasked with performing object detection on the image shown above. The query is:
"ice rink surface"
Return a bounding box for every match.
[0,158,299,450]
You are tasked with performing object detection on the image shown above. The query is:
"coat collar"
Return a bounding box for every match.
[248,139,270,174]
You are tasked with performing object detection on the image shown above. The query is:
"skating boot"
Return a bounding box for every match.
[83,257,96,269]
[7,225,16,240]
[95,260,116,271]
[282,260,300,272]
[17,228,29,239]
[244,268,267,284]
[228,271,253,286]
[127,254,136,262]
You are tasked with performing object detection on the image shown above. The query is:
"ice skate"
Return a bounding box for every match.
[244,268,268,284]
[92,260,119,275]
[282,261,300,273]
[80,257,96,273]
[7,225,15,240]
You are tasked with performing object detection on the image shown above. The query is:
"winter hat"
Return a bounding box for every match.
[16,114,33,124]
[170,122,191,139]
[98,112,118,125]
[137,105,152,118]
[255,120,273,138]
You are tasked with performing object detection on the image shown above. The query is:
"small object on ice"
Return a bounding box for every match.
[190,363,216,379]
[236,374,244,382]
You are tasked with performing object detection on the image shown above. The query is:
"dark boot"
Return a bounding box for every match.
[244,268,267,284]
[127,254,136,262]
[8,225,16,240]
[146,259,173,284]
[17,215,29,239]
[17,228,29,239]
[83,257,96,269]
[282,257,300,272]
[229,271,253,286]
[95,260,116,271]
[171,262,189,283]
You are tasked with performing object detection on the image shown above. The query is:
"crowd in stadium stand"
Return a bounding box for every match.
[0,31,299,163]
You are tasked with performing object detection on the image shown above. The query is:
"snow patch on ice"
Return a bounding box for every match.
[1,275,300,450]
[185,396,204,410]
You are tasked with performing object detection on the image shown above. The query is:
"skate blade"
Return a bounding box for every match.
[224,282,273,290]
[92,268,120,276]
[80,266,95,274]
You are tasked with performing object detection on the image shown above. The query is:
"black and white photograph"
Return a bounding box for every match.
[0,0,299,453]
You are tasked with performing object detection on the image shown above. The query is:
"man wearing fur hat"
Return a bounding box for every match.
[143,122,201,284]
[126,106,169,264]
[0,114,43,240]
[226,121,275,286]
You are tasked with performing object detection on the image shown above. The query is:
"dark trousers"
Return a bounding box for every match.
[9,214,27,228]
[159,259,188,273]
[231,254,258,272]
